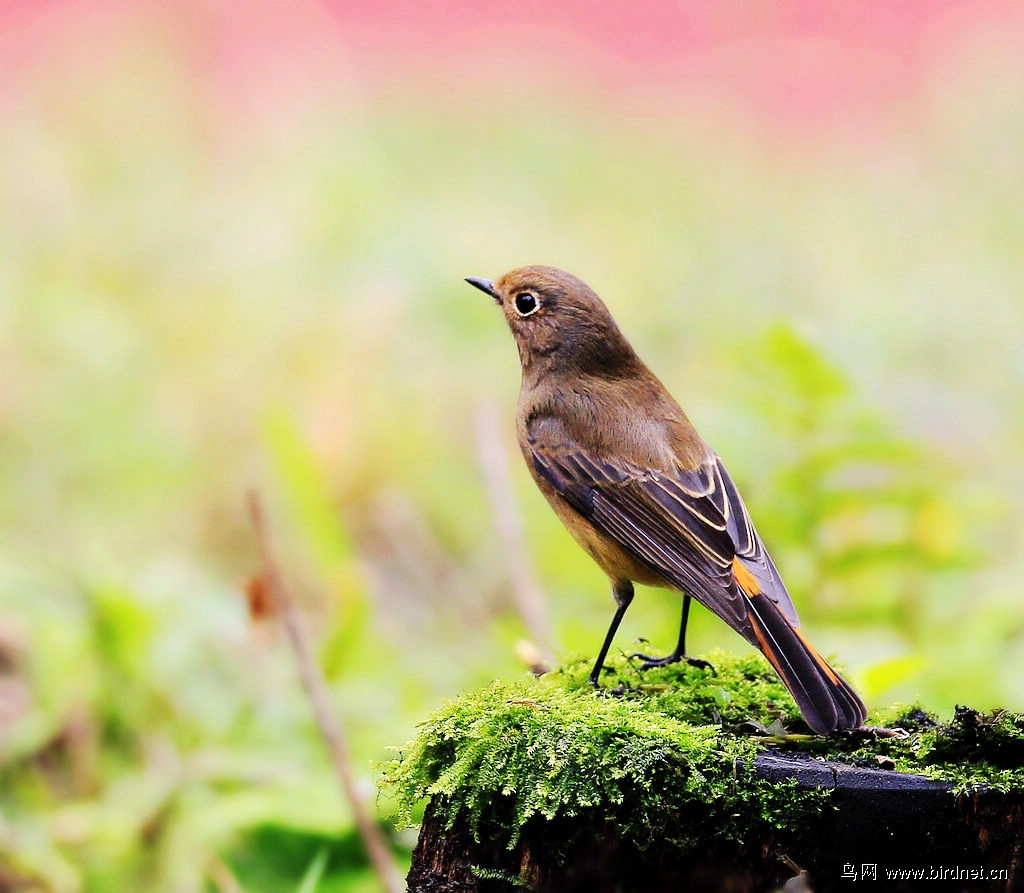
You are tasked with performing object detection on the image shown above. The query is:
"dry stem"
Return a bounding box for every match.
[247,491,404,893]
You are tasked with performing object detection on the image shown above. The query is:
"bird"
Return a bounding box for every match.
[466,265,866,735]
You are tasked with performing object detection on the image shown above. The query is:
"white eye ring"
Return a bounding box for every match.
[514,292,540,316]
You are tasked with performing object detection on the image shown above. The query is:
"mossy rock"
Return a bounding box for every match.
[381,652,1024,892]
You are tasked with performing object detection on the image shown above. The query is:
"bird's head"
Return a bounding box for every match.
[466,265,636,377]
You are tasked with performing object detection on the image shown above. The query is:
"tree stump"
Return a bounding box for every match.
[381,656,1024,893]
[407,754,1023,892]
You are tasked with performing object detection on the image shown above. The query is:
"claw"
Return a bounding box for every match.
[630,651,716,674]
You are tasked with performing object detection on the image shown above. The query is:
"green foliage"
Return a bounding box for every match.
[0,569,365,892]
[262,409,370,680]
[295,847,331,893]
[380,653,831,850]
[223,827,387,893]
[0,414,393,892]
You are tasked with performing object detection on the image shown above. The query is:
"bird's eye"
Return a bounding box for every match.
[514,292,539,316]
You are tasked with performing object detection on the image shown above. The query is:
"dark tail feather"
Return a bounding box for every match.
[743,594,867,735]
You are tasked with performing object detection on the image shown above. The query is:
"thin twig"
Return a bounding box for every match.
[474,401,556,669]
[247,492,404,893]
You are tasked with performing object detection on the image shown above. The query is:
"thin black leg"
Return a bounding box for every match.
[588,580,634,686]
[631,595,714,672]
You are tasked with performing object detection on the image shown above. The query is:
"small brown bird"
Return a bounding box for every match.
[467,265,866,735]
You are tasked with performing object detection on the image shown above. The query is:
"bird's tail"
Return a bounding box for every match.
[743,593,866,735]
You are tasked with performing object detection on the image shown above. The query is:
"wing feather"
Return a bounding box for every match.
[717,462,798,623]
[529,415,802,632]
[531,440,751,633]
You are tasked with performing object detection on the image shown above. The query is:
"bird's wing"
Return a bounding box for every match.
[529,429,799,636]
[716,461,799,624]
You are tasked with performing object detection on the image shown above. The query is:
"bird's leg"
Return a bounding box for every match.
[631,595,715,672]
[588,580,634,686]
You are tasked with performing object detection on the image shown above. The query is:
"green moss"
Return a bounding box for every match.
[380,652,1024,853]
[380,652,821,849]
[800,703,1024,794]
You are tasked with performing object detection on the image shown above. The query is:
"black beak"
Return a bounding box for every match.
[465,277,498,300]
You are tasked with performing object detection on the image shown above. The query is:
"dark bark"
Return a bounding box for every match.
[407,754,1024,893]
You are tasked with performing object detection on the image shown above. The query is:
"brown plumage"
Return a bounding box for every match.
[467,264,866,735]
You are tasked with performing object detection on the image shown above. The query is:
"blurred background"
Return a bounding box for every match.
[2,0,1024,889]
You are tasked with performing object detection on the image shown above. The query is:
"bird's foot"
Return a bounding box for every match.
[630,650,716,674]
[587,666,630,697]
